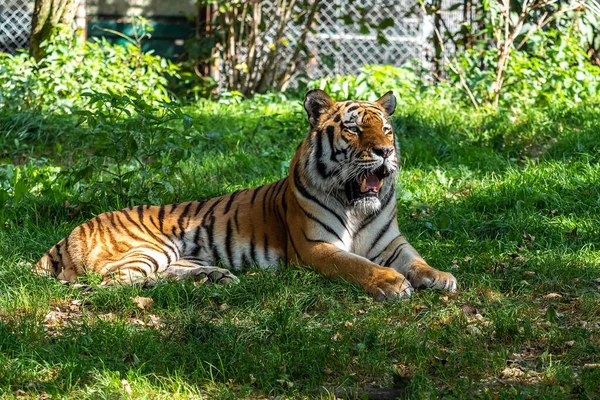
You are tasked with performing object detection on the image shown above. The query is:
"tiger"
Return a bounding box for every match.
[35,90,457,300]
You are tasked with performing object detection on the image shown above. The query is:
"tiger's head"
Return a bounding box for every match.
[301,89,398,213]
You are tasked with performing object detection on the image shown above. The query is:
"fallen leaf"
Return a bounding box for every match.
[467,325,482,335]
[131,296,153,310]
[121,379,132,394]
[324,368,333,375]
[543,293,562,300]
[395,363,414,379]
[584,364,600,369]
[500,367,524,379]
[461,304,477,317]
[565,340,575,347]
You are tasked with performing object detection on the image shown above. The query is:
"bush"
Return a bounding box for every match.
[309,30,600,110]
[0,25,179,113]
[455,29,600,109]
[307,64,448,103]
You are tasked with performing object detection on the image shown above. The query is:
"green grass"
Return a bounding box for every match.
[1,95,600,399]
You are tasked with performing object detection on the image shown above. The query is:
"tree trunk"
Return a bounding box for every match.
[30,0,78,61]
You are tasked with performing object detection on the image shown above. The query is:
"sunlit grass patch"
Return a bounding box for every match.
[1,97,599,398]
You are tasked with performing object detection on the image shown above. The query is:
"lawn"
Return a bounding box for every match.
[1,94,599,399]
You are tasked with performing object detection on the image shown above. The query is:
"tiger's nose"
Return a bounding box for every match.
[373,146,394,159]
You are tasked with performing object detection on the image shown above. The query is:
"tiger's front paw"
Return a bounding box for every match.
[365,268,413,301]
[407,262,457,292]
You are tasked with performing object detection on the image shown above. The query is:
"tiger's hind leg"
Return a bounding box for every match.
[98,250,168,287]
[158,259,239,285]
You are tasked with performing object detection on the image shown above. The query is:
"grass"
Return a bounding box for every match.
[0,94,599,399]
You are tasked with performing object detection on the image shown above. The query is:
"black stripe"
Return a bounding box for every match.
[263,234,269,262]
[315,129,329,178]
[87,219,95,235]
[272,179,286,201]
[234,208,240,232]
[297,201,343,242]
[347,105,359,112]
[107,212,123,234]
[63,236,74,265]
[170,203,179,213]
[224,190,240,214]
[205,215,215,249]
[250,233,256,261]
[212,245,222,266]
[192,225,202,257]
[333,114,341,122]
[121,208,179,260]
[114,215,173,264]
[292,171,348,232]
[194,200,207,216]
[136,254,160,270]
[158,205,165,233]
[302,228,328,244]
[371,216,394,250]
[287,230,302,264]
[281,186,288,216]
[55,242,63,264]
[225,219,234,267]
[201,198,224,227]
[242,252,252,268]
[251,185,264,205]
[384,242,408,267]
[262,184,274,223]
[177,202,193,238]
[326,125,337,162]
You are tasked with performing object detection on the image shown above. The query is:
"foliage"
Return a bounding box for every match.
[0,25,179,113]
[454,28,600,108]
[422,0,598,108]
[1,90,600,397]
[307,64,446,103]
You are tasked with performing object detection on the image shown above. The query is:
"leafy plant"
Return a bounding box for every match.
[0,24,179,113]
[307,64,448,103]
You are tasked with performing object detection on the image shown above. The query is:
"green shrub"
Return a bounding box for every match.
[0,25,179,113]
[309,30,600,110]
[455,29,600,109]
[307,64,449,104]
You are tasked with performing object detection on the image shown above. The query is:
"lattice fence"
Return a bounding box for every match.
[0,0,33,54]
[0,0,464,80]
[307,0,426,78]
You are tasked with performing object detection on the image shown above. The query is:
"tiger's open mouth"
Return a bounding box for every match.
[345,165,391,204]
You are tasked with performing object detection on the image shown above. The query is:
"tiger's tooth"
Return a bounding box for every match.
[361,178,367,192]
[377,178,384,191]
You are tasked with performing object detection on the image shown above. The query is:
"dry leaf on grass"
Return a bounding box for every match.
[500,367,524,379]
[121,379,132,394]
[543,293,562,300]
[131,296,153,310]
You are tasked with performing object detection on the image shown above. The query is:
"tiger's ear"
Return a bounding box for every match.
[304,89,334,127]
[376,91,396,116]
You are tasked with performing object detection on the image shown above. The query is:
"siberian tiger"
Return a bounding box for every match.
[36,90,457,300]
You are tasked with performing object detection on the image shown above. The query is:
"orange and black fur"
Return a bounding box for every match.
[36,90,457,300]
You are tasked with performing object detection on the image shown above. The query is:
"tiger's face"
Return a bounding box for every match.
[303,90,398,212]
